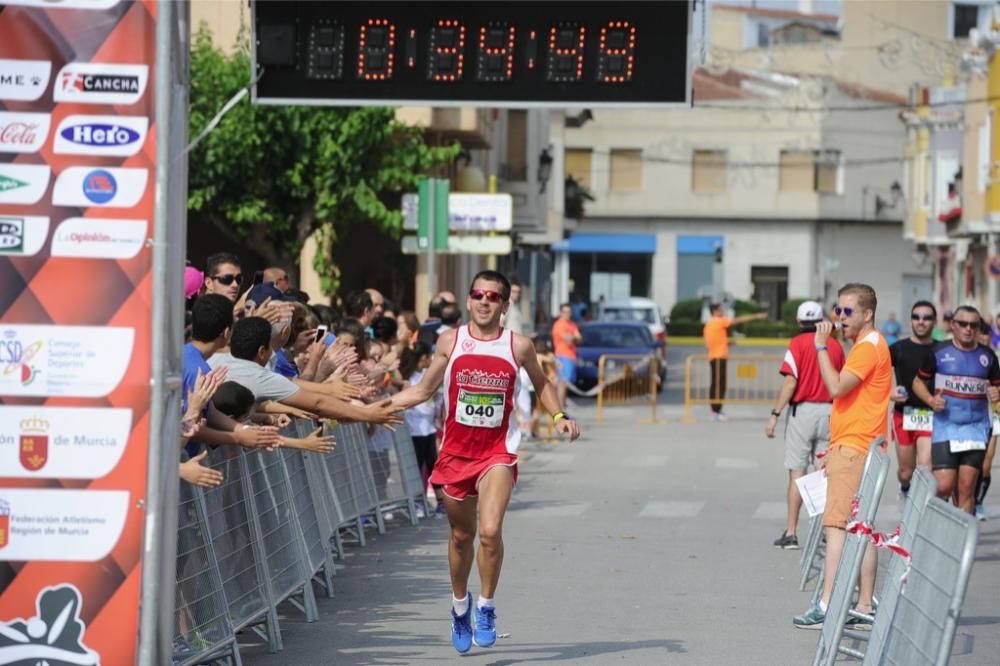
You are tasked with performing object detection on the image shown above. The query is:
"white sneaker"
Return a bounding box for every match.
[712,412,729,422]
[976,504,987,521]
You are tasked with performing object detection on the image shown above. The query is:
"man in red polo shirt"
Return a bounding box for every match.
[766,301,845,549]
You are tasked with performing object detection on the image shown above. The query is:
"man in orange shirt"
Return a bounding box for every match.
[793,283,892,630]
[552,303,582,410]
[703,303,767,421]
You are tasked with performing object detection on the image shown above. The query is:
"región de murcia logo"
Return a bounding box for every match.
[19,415,49,471]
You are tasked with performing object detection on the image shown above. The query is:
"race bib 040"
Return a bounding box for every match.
[902,406,933,431]
[456,389,505,428]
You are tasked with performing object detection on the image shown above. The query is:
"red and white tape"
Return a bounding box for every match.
[845,498,913,586]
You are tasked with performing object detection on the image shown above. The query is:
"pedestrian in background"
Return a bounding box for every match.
[766,301,845,549]
[794,283,892,630]
[551,303,582,410]
[703,303,767,421]
[881,311,901,345]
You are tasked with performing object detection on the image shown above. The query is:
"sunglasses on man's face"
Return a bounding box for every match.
[211,273,242,286]
[911,314,935,322]
[952,319,978,329]
[469,288,504,303]
[834,306,854,317]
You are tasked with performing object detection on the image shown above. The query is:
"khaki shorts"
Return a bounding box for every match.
[823,444,867,529]
[784,402,831,470]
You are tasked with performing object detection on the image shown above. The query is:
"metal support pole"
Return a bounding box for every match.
[427,179,437,300]
[139,2,189,664]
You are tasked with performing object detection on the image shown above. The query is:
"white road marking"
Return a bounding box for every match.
[715,457,760,470]
[639,501,705,518]
[622,455,670,468]
[752,501,788,520]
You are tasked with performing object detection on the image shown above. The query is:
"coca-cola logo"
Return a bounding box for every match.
[0,112,50,154]
[0,122,39,145]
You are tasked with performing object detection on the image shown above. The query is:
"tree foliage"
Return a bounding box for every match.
[187,26,459,294]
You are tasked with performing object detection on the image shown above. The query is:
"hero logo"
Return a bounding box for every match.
[54,115,148,156]
[0,111,51,154]
[81,169,116,204]
[53,63,148,105]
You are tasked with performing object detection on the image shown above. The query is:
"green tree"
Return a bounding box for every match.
[187,26,459,295]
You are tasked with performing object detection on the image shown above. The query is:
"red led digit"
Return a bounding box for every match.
[476,22,515,82]
[357,18,396,80]
[545,22,585,83]
[427,19,466,81]
[597,21,636,84]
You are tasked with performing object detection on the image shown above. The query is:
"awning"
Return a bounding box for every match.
[552,232,656,254]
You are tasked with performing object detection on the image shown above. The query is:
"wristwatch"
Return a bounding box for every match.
[770,409,781,417]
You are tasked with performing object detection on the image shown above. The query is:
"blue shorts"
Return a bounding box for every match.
[556,355,577,384]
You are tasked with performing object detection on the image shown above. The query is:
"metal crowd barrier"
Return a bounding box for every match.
[799,513,825,592]
[862,498,979,665]
[812,438,890,666]
[595,353,660,424]
[682,353,784,423]
[862,468,936,662]
[171,417,427,664]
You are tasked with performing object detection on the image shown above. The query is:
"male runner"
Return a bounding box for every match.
[911,305,1000,515]
[888,300,937,500]
[390,270,581,654]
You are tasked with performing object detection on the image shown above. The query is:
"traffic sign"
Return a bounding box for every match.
[404,192,512,232]
[402,234,512,255]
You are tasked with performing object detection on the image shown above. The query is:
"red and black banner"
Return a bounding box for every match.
[0,1,156,663]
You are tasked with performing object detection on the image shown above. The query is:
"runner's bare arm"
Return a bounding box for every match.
[390,328,456,410]
[515,334,581,440]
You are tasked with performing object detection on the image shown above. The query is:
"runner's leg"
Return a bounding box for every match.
[957,464,980,515]
[444,496,479,600]
[934,468,958,501]
[915,436,932,470]
[476,465,515,598]
[896,440,916,489]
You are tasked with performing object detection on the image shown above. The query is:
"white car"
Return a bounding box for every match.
[599,297,668,361]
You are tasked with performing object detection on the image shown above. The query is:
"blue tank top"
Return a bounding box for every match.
[918,342,1000,443]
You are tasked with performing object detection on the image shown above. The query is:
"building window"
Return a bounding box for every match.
[505,110,528,181]
[610,149,642,192]
[757,23,770,47]
[692,149,727,193]
[952,3,981,38]
[564,148,593,190]
[779,149,841,193]
[751,266,789,320]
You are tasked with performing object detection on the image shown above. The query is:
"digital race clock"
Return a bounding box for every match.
[252,1,691,107]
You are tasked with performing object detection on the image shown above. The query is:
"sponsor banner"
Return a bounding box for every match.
[0,111,51,154]
[0,216,50,257]
[0,325,134,397]
[52,166,147,208]
[2,0,119,6]
[0,164,51,205]
[53,62,148,106]
[51,217,147,259]
[0,488,129,562]
[53,114,148,157]
[0,406,132,478]
[0,585,100,666]
[0,59,51,102]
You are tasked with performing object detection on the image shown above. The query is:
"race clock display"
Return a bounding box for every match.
[253,1,690,107]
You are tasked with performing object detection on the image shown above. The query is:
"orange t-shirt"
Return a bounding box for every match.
[830,331,892,453]
[552,318,580,359]
[703,317,732,360]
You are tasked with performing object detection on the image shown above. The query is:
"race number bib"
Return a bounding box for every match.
[456,389,505,428]
[950,439,987,453]
[902,406,933,431]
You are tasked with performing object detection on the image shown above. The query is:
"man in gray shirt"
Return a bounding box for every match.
[210,317,399,425]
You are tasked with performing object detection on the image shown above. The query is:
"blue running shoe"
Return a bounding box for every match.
[473,605,497,648]
[450,594,473,654]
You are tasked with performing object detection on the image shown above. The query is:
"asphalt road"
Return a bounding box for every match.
[239,388,1000,665]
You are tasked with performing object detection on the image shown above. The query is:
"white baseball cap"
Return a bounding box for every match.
[797,300,824,322]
